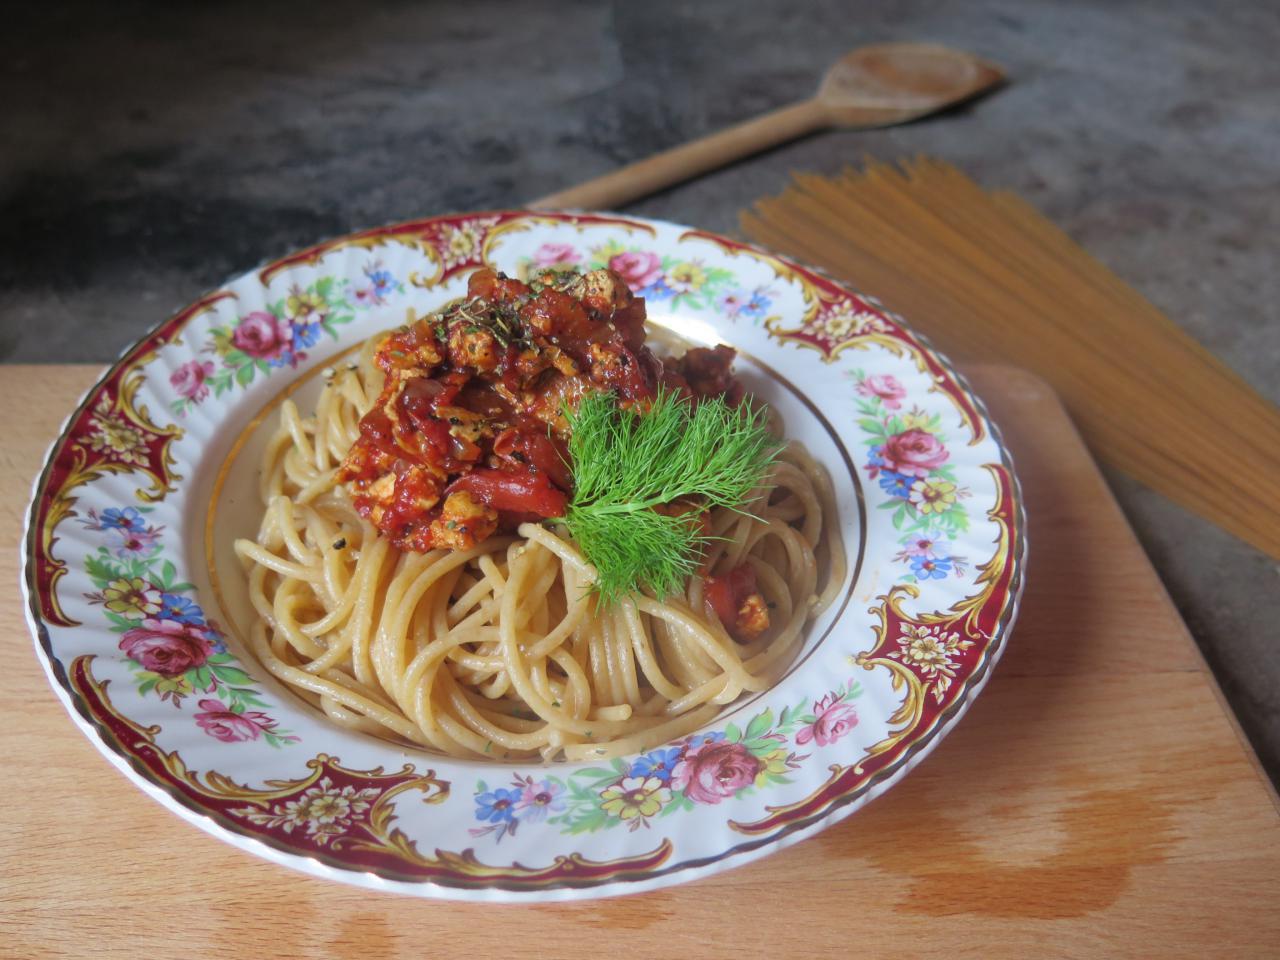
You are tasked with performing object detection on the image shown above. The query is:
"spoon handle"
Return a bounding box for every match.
[528,99,828,212]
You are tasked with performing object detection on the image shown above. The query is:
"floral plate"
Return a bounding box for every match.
[22,211,1025,901]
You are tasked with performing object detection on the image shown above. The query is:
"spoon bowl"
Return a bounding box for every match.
[818,42,1005,124]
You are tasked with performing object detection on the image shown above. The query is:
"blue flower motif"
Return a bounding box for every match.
[268,347,305,369]
[640,277,676,301]
[911,556,953,580]
[158,593,205,625]
[878,471,916,498]
[743,289,772,318]
[630,746,682,784]
[475,787,522,824]
[685,731,727,751]
[865,447,887,478]
[368,269,396,297]
[100,507,146,533]
[291,320,321,351]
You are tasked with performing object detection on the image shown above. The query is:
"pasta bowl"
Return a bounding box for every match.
[22,211,1025,900]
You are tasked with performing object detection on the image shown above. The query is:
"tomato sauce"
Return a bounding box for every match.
[337,266,743,553]
[703,563,771,641]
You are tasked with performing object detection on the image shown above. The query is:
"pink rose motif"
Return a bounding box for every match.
[194,699,273,742]
[795,693,858,747]
[170,360,215,402]
[856,373,906,411]
[608,251,663,291]
[230,311,288,359]
[119,618,215,677]
[881,428,949,478]
[531,242,581,269]
[671,740,761,805]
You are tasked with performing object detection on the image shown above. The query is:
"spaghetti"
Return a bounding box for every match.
[235,273,842,761]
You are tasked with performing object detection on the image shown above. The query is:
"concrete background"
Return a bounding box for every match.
[3,0,1277,782]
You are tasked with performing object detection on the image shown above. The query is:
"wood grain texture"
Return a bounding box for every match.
[3,364,1278,960]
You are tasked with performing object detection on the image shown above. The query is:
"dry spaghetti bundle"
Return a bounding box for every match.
[742,158,1280,560]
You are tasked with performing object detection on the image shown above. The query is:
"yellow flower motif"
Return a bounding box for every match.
[102,577,162,617]
[888,623,975,701]
[281,779,377,827]
[600,775,671,821]
[666,261,707,294]
[153,674,194,699]
[439,221,490,268]
[286,288,326,321]
[589,239,626,263]
[897,407,931,430]
[754,746,792,786]
[824,307,857,340]
[447,228,478,262]
[232,778,379,846]
[818,306,886,340]
[295,792,351,824]
[908,478,957,515]
[898,627,950,672]
[86,413,148,467]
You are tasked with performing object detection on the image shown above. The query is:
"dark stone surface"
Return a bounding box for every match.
[3,1,1277,781]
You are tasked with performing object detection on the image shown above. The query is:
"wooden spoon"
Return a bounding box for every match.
[529,42,1004,211]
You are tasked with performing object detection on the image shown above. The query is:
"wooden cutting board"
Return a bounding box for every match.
[3,364,1278,959]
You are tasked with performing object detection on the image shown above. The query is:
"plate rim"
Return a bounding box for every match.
[21,209,1027,900]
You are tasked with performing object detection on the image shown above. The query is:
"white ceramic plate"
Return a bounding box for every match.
[23,211,1025,900]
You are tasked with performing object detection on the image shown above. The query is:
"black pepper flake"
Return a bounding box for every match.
[332,538,347,550]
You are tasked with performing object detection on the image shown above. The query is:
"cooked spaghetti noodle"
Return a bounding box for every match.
[236,329,842,762]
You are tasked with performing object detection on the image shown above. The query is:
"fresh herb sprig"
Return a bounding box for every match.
[559,388,780,604]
